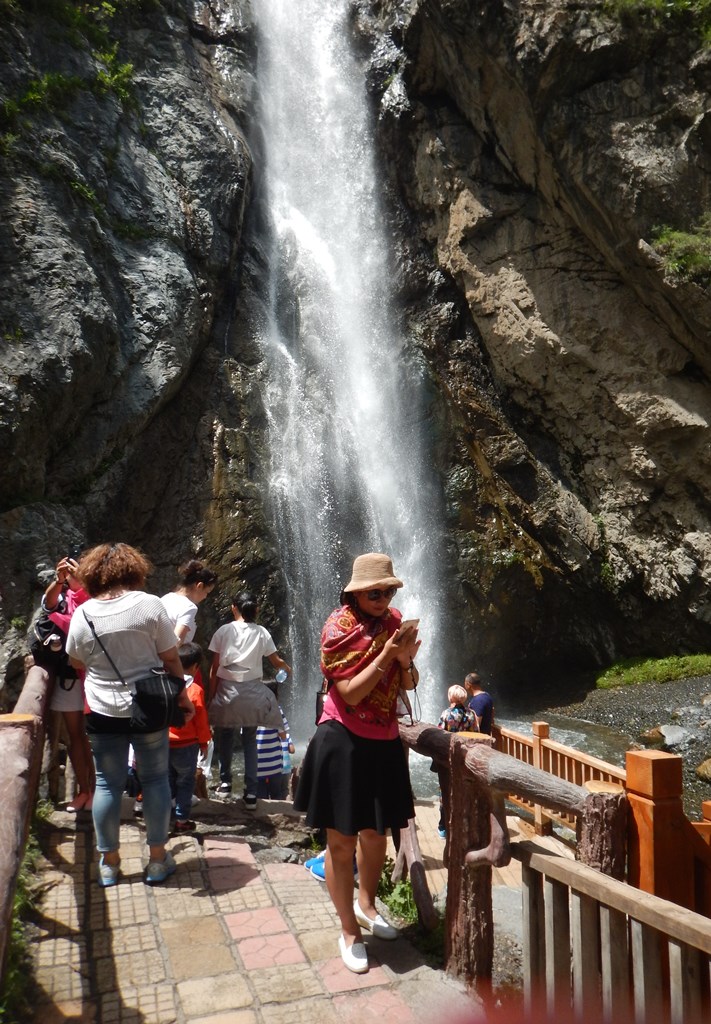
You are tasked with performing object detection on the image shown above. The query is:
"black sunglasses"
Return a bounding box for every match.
[365,587,397,601]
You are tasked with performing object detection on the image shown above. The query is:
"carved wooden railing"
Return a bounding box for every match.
[492,720,626,834]
[0,665,53,978]
[397,721,627,991]
[494,720,711,918]
[398,719,711,1018]
[516,839,711,1023]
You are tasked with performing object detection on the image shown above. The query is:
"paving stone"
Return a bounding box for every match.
[261,862,308,883]
[189,1013,257,1024]
[207,864,262,890]
[96,949,166,992]
[332,988,418,1022]
[100,985,178,1023]
[177,971,254,1017]
[168,940,238,979]
[161,914,227,949]
[317,953,389,994]
[260,998,340,1024]
[237,931,306,970]
[249,963,324,1003]
[286,902,339,932]
[224,906,290,940]
[298,929,341,962]
[212,885,273,912]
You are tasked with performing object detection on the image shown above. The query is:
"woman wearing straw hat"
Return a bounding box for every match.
[293,552,420,974]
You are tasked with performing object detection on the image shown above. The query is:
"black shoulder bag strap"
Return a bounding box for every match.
[83,611,130,690]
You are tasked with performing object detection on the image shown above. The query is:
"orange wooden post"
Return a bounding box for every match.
[703,801,711,823]
[532,722,553,836]
[626,750,694,907]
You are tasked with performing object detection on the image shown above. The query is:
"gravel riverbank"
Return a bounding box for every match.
[546,674,711,814]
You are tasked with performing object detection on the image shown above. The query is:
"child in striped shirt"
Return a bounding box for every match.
[256,682,294,799]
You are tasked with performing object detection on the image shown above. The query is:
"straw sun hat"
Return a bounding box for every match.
[342,553,403,593]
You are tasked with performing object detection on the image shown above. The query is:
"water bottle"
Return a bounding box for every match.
[275,669,288,684]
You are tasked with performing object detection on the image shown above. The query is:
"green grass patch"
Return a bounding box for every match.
[606,0,711,42]
[596,653,711,688]
[377,856,419,925]
[651,215,711,286]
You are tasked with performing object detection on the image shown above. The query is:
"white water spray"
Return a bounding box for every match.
[253,0,446,738]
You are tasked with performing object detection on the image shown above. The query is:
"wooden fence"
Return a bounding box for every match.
[398,718,711,1020]
[516,839,711,1022]
[0,666,52,977]
[493,720,626,833]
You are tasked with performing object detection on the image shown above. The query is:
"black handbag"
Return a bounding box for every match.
[315,678,331,726]
[83,612,186,732]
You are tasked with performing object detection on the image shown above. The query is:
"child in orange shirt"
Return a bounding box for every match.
[169,643,211,832]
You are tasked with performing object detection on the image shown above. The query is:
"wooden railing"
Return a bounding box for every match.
[493,720,626,833]
[516,839,711,1022]
[398,721,628,988]
[493,720,711,918]
[0,666,53,978]
[399,718,711,1015]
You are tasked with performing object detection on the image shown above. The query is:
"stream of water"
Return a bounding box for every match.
[252,0,446,739]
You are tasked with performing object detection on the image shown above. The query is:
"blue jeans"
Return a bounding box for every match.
[214,725,257,796]
[170,743,199,820]
[89,729,170,851]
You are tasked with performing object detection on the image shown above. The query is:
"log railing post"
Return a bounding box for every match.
[626,750,693,907]
[0,665,52,983]
[532,722,553,836]
[577,781,627,880]
[703,801,711,824]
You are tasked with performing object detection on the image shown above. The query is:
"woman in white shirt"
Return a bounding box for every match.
[66,543,194,888]
[208,592,290,809]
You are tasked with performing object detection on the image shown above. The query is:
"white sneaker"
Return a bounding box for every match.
[354,899,398,940]
[338,934,368,974]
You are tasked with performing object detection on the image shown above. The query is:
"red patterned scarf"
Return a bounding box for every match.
[321,603,402,730]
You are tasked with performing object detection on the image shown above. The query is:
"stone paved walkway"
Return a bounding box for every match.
[29,798,482,1024]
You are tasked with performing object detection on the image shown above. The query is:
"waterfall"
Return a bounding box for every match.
[253,0,446,740]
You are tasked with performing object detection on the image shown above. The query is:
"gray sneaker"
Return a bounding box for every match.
[145,851,177,886]
[98,855,120,888]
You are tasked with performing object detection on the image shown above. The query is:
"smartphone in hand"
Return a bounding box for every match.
[395,619,420,641]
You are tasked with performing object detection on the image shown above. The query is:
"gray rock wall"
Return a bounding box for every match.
[356,0,711,687]
[0,0,284,701]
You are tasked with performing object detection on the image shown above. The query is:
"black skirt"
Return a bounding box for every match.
[293,719,414,835]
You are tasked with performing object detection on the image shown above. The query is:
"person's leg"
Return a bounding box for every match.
[63,709,93,795]
[172,744,199,821]
[213,727,235,786]
[355,829,388,919]
[241,726,257,797]
[133,729,171,862]
[325,828,360,946]
[89,731,129,865]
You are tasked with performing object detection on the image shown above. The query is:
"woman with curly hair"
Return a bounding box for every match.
[66,543,194,888]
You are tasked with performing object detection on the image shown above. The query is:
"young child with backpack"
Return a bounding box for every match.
[435,684,480,837]
[168,643,211,832]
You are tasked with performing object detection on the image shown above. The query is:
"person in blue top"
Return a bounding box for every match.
[464,672,494,735]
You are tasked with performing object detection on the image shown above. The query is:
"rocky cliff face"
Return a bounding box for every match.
[3,0,711,705]
[353,0,711,686]
[0,0,286,701]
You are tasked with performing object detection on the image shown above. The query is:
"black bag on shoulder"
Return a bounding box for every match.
[315,678,332,726]
[83,612,185,732]
[30,615,77,690]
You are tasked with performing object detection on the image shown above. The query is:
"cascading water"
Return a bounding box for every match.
[253,0,446,741]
